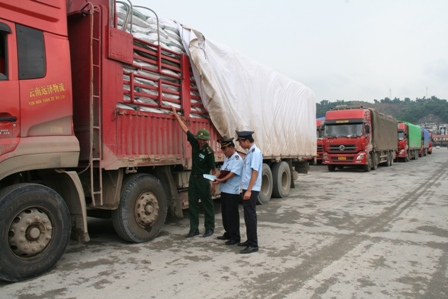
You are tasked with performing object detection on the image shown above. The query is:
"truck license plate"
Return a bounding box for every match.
[338,157,346,161]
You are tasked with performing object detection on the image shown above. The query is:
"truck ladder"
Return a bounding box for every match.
[89,5,103,207]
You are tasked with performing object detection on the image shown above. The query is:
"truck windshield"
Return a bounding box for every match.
[324,124,363,138]
[398,131,405,140]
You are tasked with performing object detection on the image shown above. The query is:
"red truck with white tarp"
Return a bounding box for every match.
[0,0,315,281]
[322,106,397,172]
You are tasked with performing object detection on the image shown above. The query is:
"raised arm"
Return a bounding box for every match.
[171,106,188,133]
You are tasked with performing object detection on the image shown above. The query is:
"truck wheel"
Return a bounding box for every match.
[0,183,71,282]
[112,174,167,243]
[363,155,372,172]
[328,165,336,172]
[272,161,291,198]
[372,153,378,170]
[257,164,273,205]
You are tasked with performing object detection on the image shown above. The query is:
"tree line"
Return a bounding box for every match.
[316,96,448,125]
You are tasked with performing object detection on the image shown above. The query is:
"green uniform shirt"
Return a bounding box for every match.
[187,130,216,174]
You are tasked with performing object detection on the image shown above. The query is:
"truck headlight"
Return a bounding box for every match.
[356,153,365,161]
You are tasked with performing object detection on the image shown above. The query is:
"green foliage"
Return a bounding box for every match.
[317,96,448,124]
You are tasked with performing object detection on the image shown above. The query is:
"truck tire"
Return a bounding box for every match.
[0,183,71,282]
[372,153,378,170]
[363,154,372,172]
[386,152,393,166]
[257,164,273,205]
[112,173,167,243]
[328,165,336,172]
[271,161,291,198]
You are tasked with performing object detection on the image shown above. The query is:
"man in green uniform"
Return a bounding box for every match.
[171,106,217,237]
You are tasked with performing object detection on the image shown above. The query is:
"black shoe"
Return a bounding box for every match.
[217,234,230,240]
[203,229,214,237]
[240,246,259,254]
[185,229,199,238]
[237,240,249,247]
[225,239,239,245]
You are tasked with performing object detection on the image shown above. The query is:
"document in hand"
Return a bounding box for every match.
[217,170,230,179]
[203,170,231,181]
[203,174,216,181]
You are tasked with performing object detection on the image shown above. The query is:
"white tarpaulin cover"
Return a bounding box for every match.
[176,25,317,157]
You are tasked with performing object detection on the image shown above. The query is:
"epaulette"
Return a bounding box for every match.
[206,147,212,154]
[251,148,255,152]
[235,155,239,160]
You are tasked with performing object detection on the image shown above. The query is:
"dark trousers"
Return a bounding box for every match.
[188,177,215,231]
[242,189,258,247]
[221,192,240,241]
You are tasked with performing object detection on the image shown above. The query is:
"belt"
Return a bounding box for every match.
[192,173,205,179]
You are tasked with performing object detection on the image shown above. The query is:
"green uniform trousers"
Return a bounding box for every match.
[188,176,215,231]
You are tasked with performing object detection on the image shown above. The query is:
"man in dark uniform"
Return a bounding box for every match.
[236,130,263,254]
[172,106,217,238]
[214,138,243,245]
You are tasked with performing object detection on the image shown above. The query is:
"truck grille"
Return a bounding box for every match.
[317,145,323,151]
[328,144,357,153]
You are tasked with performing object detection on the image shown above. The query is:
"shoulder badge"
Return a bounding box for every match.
[206,147,212,154]
[235,155,239,160]
[251,148,255,152]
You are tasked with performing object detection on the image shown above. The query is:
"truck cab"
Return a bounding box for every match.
[322,106,396,172]
[396,122,409,161]
[322,107,372,171]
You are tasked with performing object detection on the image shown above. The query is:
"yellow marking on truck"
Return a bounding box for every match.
[338,156,346,160]
[28,82,67,106]
[336,120,349,123]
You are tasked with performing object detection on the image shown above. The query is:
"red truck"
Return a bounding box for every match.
[0,0,315,281]
[428,132,433,154]
[306,117,324,165]
[322,106,397,172]
[396,121,422,161]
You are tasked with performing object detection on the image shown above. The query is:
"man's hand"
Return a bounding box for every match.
[243,190,251,200]
[211,183,216,196]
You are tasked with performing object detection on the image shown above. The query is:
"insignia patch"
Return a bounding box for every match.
[235,155,239,159]
[251,148,255,152]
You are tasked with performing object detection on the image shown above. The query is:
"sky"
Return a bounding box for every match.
[131,0,448,103]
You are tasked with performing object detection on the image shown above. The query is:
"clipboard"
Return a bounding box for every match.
[216,170,230,179]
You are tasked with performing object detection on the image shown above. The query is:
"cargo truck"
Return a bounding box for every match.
[306,117,324,165]
[396,121,422,162]
[428,132,433,154]
[322,106,397,172]
[419,128,430,157]
[315,117,325,164]
[0,0,315,281]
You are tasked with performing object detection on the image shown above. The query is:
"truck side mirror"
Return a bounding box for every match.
[365,125,370,134]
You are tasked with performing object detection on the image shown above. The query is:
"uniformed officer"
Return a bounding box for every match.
[236,130,262,254]
[171,106,217,238]
[213,138,244,245]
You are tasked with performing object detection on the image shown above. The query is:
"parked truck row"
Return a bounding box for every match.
[0,0,315,281]
[318,106,433,172]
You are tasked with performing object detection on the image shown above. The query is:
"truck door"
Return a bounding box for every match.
[0,21,20,157]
